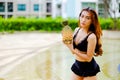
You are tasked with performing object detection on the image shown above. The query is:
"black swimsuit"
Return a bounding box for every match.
[71,28,100,77]
[73,28,92,52]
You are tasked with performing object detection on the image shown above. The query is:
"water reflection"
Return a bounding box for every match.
[97,38,120,80]
[2,42,73,80]
[2,38,120,80]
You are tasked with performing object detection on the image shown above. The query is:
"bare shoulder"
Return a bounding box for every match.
[74,27,79,32]
[73,27,80,35]
[88,33,96,41]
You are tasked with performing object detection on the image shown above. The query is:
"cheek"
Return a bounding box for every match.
[87,20,92,25]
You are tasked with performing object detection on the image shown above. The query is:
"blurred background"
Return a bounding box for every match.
[0,0,120,80]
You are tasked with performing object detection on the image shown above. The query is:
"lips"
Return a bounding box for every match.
[80,22,85,26]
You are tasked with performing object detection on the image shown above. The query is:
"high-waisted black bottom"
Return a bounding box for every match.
[71,58,100,77]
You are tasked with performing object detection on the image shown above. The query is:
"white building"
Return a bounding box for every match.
[61,0,120,18]
[0,0,53,18]
[0,0,120,18]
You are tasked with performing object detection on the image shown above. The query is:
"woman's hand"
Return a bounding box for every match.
[63,42,73,48]
[74,48,86,54]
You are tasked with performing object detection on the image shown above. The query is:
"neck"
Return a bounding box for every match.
[81,27,89,33]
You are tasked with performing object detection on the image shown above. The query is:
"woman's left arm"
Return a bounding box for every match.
[75,33,97,62]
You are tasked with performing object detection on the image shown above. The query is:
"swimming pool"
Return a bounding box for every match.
[2,38,120,80]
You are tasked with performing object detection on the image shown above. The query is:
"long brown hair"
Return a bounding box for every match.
[78,7,103,56]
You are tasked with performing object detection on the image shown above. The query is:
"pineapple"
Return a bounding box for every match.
[61,20,73,44]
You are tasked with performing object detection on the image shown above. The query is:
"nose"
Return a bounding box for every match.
[81,17,86,22]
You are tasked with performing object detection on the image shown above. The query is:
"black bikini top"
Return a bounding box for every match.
[73,28,92,52]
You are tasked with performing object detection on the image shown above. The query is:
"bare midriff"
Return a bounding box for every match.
[74,51,88,62]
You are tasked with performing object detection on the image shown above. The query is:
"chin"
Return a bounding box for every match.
[80,25,85,28]
[80,24,85,27]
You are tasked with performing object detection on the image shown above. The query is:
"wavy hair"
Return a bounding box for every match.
[78,7,103,56]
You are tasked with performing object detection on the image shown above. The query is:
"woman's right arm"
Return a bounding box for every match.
[65,43,75,54]
[63,27,79,54]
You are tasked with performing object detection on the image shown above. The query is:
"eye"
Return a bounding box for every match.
[80,15,84,18]
[86,16,91,20]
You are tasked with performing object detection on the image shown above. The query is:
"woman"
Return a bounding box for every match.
[63,7,103,80]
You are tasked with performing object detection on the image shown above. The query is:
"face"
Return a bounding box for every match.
[79,11,92,28]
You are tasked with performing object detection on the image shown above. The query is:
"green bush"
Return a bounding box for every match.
[0,17,77,32]
[99,18,112,30]
[0,17,120,33]
[99,18,120,30]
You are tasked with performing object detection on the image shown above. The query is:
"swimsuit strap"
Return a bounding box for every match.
[86,32,93,39]
[73,28,80,39]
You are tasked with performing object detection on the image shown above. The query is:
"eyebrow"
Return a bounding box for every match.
[81,14,91,18]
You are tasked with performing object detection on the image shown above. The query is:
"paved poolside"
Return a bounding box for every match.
[0,30,120,78]
[0,32,61,77]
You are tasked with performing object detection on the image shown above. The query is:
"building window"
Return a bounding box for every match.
[56,4,61,16]
[8,2,13,12]
[98,4,105,17]
[82,2,96,10]
[18,4,26,11]
[57,4,61,9]
[0,2,5,12]
[46,2,52,13]
[119,3,120,13]
[34,4,39,11]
